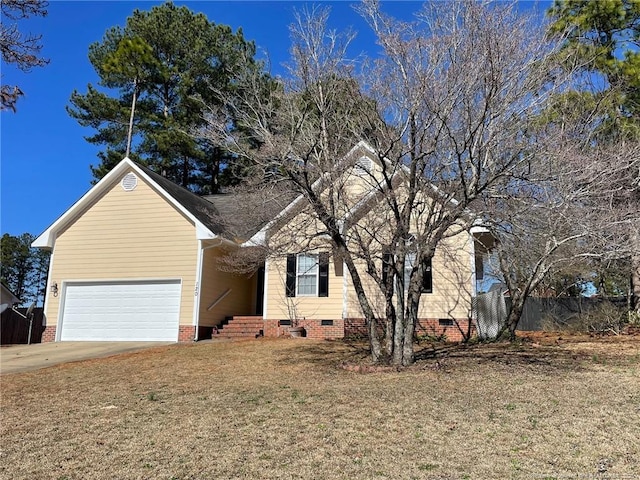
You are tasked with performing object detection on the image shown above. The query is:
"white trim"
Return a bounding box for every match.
[470,225,490,234]
[342,260,348,319]
[262,258,269,319]
[469,232,477,297]
[42,249,55,327]
[193,240,205,337]
[32,157,224,249]
[243,141,380,247]
[296,253,319,297]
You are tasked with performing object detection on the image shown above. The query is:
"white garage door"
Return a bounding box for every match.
[60,280,181,341]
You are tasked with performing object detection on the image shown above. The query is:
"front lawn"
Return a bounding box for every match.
[1,335,639,479]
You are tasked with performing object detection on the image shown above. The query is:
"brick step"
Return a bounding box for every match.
[218,325,264,332]
[213,316,264,339]
[223,319,264,326]
[214,330,263,338]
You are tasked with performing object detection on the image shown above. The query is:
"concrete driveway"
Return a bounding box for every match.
[0,341,173,375]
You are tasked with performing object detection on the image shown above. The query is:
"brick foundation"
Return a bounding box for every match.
[178,325,196,342]
[41,326,56,343]
[41,321,472,343]
[42,325,196,342]
[264,319,345,339]
[415,318,474,342]
[344,317,475,343]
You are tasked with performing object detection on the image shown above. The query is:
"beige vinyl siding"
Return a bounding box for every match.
[199,247,256,326]
[265,253,343,320]
[45,169,199,327]
[346,232,474,320]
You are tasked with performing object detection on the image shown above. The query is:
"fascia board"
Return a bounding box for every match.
[32,158,138,249]
[245,141,381,246]
[32,157,221,248]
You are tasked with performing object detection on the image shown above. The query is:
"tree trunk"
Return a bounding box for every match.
[341,247,382,362]
[392,274,406,366]
[384,294,395,358]
[182,156,189,188]
[504,293,525,341]
[403,289,420,366]
[126,77,138,158]
[632,252,640,315]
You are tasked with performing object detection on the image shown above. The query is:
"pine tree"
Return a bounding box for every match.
[68,1,269,193]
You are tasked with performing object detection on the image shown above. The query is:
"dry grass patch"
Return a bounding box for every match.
[1,336,639,480]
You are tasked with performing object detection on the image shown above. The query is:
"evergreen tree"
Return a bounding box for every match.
[1,233,50,306]
[548,0,640,314]
[68,1,268,193]
[548,0,640,139]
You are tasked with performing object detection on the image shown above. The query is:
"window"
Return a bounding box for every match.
[403,252,432,294]
[297,253,318,296]
[286,253,329,297]
[354,156,372,175]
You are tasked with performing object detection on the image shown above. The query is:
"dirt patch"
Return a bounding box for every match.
[1,335,639,479]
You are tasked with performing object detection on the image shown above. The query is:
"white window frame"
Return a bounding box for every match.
[403,252,433,294]
[403,252,416,289]
[296,253,319,296]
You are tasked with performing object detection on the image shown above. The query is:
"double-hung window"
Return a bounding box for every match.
[286,253,329,297]
[297,253,318,296]
[402,252,433,294]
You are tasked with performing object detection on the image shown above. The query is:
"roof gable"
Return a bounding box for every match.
[243,141,389,246]
[32,158,230,249]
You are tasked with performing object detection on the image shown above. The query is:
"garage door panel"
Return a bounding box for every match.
[60,280,181,341]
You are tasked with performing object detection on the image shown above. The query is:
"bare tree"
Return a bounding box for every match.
[484,134,640,339]
[1,0,48,111]
[202,1,569,365]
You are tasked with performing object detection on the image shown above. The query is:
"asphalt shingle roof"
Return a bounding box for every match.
[137,164,227,237]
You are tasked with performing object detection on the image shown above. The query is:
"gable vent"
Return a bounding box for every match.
[121,172,138,191]
[354,156,372,175]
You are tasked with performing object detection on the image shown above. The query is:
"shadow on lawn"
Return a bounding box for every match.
[275,335,639,374]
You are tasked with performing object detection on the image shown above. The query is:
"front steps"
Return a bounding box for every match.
[212,316,264,338]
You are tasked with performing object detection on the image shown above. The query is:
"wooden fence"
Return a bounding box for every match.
[1,307,45,345]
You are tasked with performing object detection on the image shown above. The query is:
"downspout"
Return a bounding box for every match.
[469,232,478,297]
[262,258,269,320]
[193,240,205,341]
[42,242,55,340]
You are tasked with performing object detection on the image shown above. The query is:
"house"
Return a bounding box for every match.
[1,282,20,314]
[33,142,491,342]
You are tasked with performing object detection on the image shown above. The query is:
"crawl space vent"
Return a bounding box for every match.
[121,173,138,191]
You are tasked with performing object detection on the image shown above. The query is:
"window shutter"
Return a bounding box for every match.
[422,258,433,293]
[318,252,329,297]
[475,255,484,280]
[382,253,393,286]
[286,254,296,297]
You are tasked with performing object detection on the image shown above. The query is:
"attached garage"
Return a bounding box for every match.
[59,280,181,341]
[59,280,182,341]
[33,158,245,343]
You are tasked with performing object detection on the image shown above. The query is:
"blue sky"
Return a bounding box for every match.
[1,0,389,238]
[1,1,548,238]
